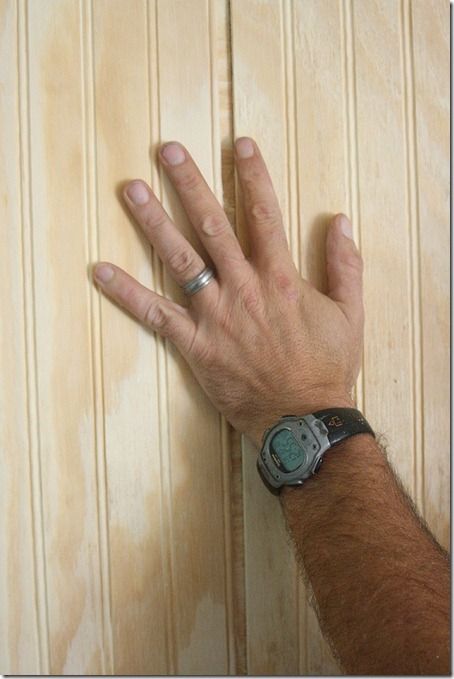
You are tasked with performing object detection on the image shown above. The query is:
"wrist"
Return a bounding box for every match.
[246,392,356,448]
[280,433,380,501]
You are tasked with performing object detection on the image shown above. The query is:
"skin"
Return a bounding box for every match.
[93,137,450,675]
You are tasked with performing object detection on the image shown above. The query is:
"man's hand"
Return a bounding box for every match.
[93,138,451,675]
[93,137,363,445]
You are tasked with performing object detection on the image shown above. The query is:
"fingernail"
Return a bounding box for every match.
[235,137,254,159]
[94,264,114,283]
[126,181,149,205]
[337,214,353,239]
[161,142,185,166]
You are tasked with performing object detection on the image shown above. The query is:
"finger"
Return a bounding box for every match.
[234,137,289,268]
[93,262,196,353]
[326,214,364,326]
[159,142,247,279]
[123,180,219,305]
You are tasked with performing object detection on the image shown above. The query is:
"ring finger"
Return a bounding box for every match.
[123,179,219,305]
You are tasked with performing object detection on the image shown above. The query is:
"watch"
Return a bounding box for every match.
[257,408,374,494]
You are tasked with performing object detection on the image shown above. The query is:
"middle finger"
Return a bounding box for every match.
[159,142,247,280]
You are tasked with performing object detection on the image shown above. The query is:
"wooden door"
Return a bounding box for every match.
[1,0,449,674]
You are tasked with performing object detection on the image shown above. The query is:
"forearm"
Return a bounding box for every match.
[281,434,450,675]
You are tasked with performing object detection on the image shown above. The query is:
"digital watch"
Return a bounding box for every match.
[257,408,374,494]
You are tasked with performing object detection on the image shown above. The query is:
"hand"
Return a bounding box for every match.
[93,138,364,446]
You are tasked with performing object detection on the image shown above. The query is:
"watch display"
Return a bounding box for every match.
[270,429,305,472]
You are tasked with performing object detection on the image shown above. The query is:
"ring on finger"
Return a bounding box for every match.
[182,267,216,296]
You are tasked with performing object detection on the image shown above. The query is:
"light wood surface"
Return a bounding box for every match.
[1,0,449,674]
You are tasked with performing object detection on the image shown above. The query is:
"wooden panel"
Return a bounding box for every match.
[23,0,105,673]
[352,0,415,496]
[90,0,166,673]
[0,0,43,672]
[1,0,449,674]
[410,0,450,549]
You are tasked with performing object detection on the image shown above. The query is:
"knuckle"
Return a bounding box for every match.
[123,284,143,310]
[243,172,262,192]
[273,271,300,301]
[189,337,214,367]
[167,247,197,277]
[143,210,168,233]
[176,170,202,193]
[238,279,263,316]
[144,301,170,332]
[342,249,364,276]
[242,289,261,315]
[250,200,281,226]
[199,212,230,238]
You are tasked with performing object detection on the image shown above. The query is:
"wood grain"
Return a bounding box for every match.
[352,0,413,492]
[21,0,105,672]
[91,0,167,673]
[410,0,449,549]
[1,0,449,674]
[1,0,43,672]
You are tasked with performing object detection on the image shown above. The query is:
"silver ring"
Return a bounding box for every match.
[182,267,216,296]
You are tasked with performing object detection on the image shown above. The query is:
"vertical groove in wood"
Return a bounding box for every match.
[220,3,248,671]
[148,1,176,672]
[230,428,247,676]
[208,0,235,668]
[342,0,364,413]
[282,0,300,265]
[281,0,303,673]
[399,0,424,510]
[17,1,50,671]
[219,418,234,674]
[80,0,114,671]
[227,7,249,661]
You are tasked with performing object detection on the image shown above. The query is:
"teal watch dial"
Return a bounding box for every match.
[270,429,306,472]
[257,414,330,492]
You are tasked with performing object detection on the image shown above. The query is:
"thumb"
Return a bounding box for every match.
[326,213,364,324]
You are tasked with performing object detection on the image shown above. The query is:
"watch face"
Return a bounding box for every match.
[270,429,306,472]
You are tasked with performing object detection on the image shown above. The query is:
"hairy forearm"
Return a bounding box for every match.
[281,435,450,675]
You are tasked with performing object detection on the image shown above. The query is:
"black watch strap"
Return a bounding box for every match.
[312,407,374,447]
